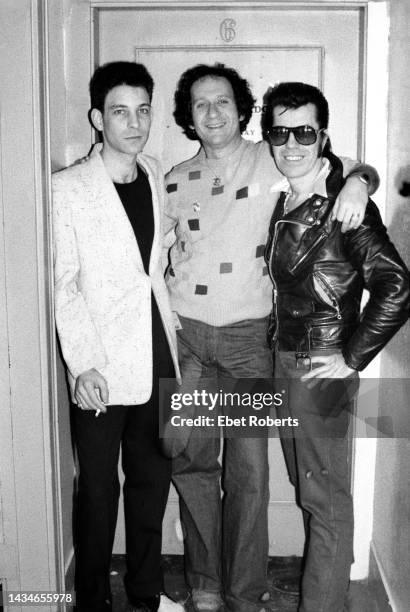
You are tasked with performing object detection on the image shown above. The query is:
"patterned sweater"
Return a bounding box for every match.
[164,139,283,326]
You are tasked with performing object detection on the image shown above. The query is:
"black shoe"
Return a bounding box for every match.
[75,598,112,611]
[130,593,185,612]
[130,594,160,612]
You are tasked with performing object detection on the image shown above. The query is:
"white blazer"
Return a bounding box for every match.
[52,144,180,405]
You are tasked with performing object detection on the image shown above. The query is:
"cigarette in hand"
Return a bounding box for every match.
[95,409,101,418]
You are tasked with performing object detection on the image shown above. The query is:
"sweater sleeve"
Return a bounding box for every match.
[339,157,380,196]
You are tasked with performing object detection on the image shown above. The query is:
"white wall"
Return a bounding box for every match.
[0,0,65,606]
[371,0,410,609]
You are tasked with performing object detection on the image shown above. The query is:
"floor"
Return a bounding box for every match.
[110,555,380,611]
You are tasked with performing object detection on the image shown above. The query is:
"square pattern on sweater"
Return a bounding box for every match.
[220,262,233,274]
[165,140,280,325]
[188,219,200,231]
[212,185,224,195]
[256,244,266,258]
[195,284,208,295]
[236,186,248,199]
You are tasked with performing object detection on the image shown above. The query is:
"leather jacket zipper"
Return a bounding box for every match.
[289,231,328,275]
[306,322,312,352]
[267,220,286,344]
[268,218,314,342]
[267,259,279,344]
[268,219,331,342]
[313,270,342,319]
[271,218,329,276]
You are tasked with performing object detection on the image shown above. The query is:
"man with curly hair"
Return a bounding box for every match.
[164,63,378,612]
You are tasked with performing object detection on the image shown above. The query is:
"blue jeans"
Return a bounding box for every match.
[275,350,358,612]
[172,315,273,612]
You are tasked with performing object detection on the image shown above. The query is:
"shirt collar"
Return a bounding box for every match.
[270,157,331,197]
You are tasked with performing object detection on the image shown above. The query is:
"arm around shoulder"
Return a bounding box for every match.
[341,157,380,196]
[332,155,379,231]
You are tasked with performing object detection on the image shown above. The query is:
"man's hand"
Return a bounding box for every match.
[75,368,109,413]
[332,175,368,232]
[301,353,356,382]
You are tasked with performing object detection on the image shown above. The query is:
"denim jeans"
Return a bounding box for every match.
[275,350,358,612]
[172,315,273,612]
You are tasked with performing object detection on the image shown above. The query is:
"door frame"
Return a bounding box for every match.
[0,0,66,608]
[44,0,388,586]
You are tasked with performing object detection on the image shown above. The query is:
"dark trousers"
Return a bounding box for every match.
[275,350,358,612]
[74,298,174,610]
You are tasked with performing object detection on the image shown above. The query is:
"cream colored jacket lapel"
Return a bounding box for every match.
[52,144,180,405]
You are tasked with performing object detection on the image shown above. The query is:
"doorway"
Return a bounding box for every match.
[47,0,389,584]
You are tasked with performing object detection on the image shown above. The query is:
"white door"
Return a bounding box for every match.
[71,1,364,556]
[97,4,363,169]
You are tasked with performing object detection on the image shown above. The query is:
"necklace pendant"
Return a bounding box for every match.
[213,177,221,187]
[193,201,200,213]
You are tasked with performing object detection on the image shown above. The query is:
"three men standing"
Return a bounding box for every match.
[53,59,386,612]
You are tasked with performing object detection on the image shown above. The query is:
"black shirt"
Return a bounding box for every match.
[114,165,153,275]
[114,165,174,376]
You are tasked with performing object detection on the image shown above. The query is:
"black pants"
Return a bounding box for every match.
[74,298,174,610]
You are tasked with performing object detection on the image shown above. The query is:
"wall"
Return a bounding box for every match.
[372,0,410,610]
[47,0,77,582]
[0,0,64,604]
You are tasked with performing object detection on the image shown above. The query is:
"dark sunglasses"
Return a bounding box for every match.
[267,125,325,146]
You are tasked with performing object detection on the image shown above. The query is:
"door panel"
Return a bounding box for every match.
[95,3,363,556]
[98,6,362,169]
[136,46,321,171]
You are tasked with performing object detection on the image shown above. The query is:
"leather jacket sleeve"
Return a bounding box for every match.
[341,199,410,370]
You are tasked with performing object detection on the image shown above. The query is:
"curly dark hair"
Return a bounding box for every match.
[173,63,255,140]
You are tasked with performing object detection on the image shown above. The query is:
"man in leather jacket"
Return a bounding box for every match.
[264,82,409,612]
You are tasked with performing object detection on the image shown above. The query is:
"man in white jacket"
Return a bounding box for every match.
[52,61,183,612]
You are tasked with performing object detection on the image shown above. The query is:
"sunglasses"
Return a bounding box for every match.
[267,125,325,146]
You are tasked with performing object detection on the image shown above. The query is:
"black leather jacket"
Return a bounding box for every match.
[265,154,410,371]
